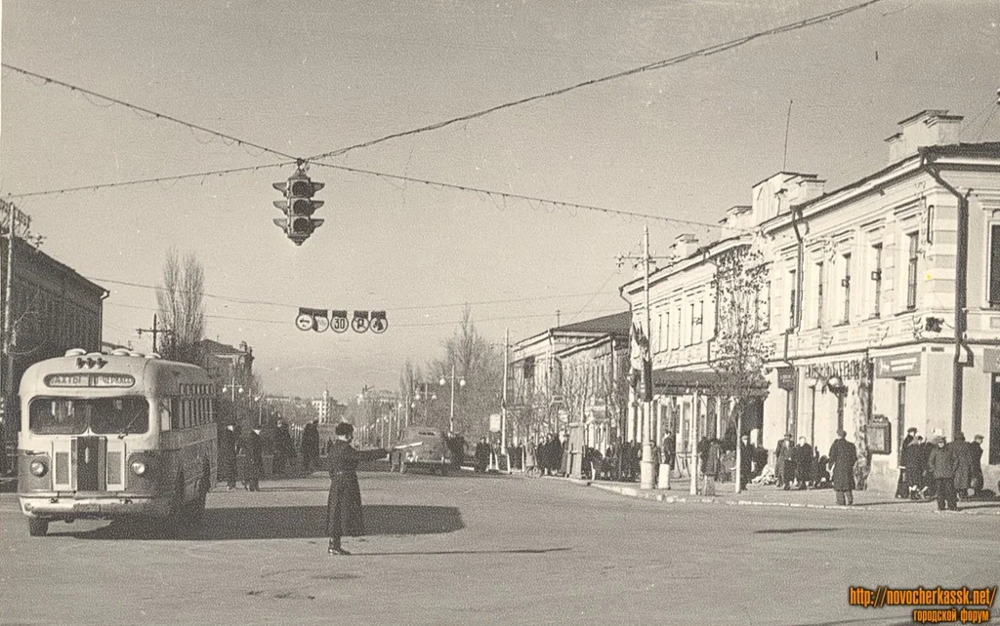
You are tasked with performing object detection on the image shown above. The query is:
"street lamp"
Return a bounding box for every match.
[413,382,437,424]
[221,378,246,427]
[440,364,467,433]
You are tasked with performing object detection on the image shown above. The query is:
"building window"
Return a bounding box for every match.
[991,374,1000,465]
[656,313,664,352]
[758,280,771,330]
[788,269,797,329]
[694,301,703,344]
[663,311,670,352]
[673,307,681,349]
[816,261,825,328]
[897,380,907,463]
[871,243,883,318]
[841,253,852,324]
[906,232,919,310]
[989,225,1000,306]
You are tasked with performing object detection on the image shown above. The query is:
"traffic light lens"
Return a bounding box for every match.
[292,217,311,233]
[291,180,312,196]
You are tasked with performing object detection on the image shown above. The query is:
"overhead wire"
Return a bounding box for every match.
[310,161,742,231]
[1,63,302,162]
[303,0,888,163]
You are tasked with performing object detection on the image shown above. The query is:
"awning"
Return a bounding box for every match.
[652,369,770,396]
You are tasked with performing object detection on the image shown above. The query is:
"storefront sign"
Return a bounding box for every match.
[873,353,921,378]
[804,359,866,382]
[983,349,1000,373]
[777,367,796,391]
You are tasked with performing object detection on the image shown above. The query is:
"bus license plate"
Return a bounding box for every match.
[73,503,101,514]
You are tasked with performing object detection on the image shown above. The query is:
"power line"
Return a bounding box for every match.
[311,161,739,231]
[304,0,887,163]
[2,63,301,162]
[3,162,294,199]
[92,275,623,313]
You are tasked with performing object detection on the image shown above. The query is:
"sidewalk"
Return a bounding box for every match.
[565,476,1000,516]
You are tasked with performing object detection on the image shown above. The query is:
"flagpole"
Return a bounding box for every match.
[640,225,655,490]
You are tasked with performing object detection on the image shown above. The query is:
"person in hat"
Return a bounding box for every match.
[218,424,238,490]
[927,434,959,511]
[970,435,985,496]
[949,432,975,500]
[828,430,857,505]
[239,426,264,492]
[325,422,387,555]
[895,427,919,498]
[775,435,794,490]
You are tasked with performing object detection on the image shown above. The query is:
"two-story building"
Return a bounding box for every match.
[624,110,1000,491]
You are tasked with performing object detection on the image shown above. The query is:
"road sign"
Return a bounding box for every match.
[331,310,349,333]
[370,310,388,334]
[352,310,370,333]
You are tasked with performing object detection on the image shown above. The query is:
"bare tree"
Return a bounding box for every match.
[156,248,206,364]
[711,245,772,491]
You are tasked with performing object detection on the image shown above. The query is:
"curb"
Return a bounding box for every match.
[578,480,1000,516]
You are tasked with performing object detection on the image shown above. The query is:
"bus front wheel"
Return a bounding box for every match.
[28,518,48,537]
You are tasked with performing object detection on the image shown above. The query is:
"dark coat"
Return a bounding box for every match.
[949,439,974,491]
[300,424,319,458]
[927,443,958,480]
[218,427,238,481]
[902,439,925,472]
[326,440,385,539]
[829,438,857,491]
[239,431,264,480]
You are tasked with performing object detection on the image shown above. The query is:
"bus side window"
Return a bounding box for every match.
[171,398,181,430]
[160,399,172,431]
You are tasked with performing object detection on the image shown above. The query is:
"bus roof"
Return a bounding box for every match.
[19,351,211,398]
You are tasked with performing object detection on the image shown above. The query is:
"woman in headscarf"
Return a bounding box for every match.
[325,422,386,555]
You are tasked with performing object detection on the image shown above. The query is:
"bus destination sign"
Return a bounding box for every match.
[45,374,136,388]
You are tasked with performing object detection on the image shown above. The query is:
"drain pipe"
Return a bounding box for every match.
[920,149,972,437]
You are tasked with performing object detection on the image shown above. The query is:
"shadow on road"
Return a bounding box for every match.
[349,547,572,556]
[754,528,840,535]
[73,504,464,541]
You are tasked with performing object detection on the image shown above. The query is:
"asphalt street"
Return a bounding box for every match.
[1,468,997,626]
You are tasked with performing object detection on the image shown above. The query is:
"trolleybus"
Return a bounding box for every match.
[17,348,217,536]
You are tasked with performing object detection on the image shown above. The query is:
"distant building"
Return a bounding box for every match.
[197,339,255,429]
[311,390,346,424]
[510,311,631,442]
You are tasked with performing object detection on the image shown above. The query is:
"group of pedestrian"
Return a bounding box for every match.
[771,434,831,491]
[896,429,985,511]
[218,423,265,491]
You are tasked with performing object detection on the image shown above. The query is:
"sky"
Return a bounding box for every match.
[1,0,998,401]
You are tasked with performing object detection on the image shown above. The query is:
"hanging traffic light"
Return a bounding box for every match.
[273,165,325,246]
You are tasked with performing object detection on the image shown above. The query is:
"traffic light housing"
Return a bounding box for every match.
[273,167,325,246]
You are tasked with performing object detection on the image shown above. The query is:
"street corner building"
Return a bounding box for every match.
[621,109,1000,492]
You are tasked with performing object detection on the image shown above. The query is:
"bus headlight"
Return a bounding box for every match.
[130,461,147,476]
[29,460,48,477]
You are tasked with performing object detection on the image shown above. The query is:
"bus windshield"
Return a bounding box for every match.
[29,398,150,435]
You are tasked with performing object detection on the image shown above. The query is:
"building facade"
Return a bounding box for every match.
[624,110,1000,491]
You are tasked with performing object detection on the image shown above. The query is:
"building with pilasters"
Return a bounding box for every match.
[624,110,1000,491]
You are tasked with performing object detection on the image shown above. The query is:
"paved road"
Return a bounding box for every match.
[1,469,997,626]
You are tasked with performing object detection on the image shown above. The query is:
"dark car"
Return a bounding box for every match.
[390,426,452,475]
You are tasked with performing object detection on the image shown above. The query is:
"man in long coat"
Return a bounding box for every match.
[301,421,319,472]
[775,435,794,491]
[793,437,813,490]
[474,437,491,473]
[218,424,238,490]
[272,419,292,475]
[239,427,263,492]
[895,427,918,498]
[949,432,974,499]
[325,422,386,555]
[829,430,857,506]
[969,435,985,495]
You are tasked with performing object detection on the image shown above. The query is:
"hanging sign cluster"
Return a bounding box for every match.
[296,308,388,334]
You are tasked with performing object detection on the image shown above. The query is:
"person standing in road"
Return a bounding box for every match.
[325,422,386,555]
[738,434,753,491]
[474,437,490,473]
[949,432,974,500]
[219,424,238,490]
[927,435,959,511]
[775,435,794,491]
[240,427,263,492]
[829,430,857,506]
[301,421,320,473]
[272,419,292,475]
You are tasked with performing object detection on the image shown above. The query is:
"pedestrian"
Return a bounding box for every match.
[239,427,263,492]
[969,435,985,496]
[895,427,918,498]
[218,423,238,490]
[738,434,753,491]
[325,422,387,555]
[927,435,958,511]
[474,437,490,473]
[301,421,320,472]
[949,432,974,500]
[828,430,857,506]
[524,438,537,473]
[903,434,927,499]
[272,419,292,475]
[662,430,676,471]
[703,437,723,495]
[793,437,813,490]
[776,435,794,490]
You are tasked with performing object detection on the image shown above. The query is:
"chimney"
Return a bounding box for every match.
[672,233,699,259]
[721,205,752,231]
[751,173,825,225]
[885,109,964,164]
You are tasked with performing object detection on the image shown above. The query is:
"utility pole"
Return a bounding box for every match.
[0,202,14,473]
[502,327,510,468]
[136,313,174,354]
[556,309,561,327]
[617,226,672,491]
